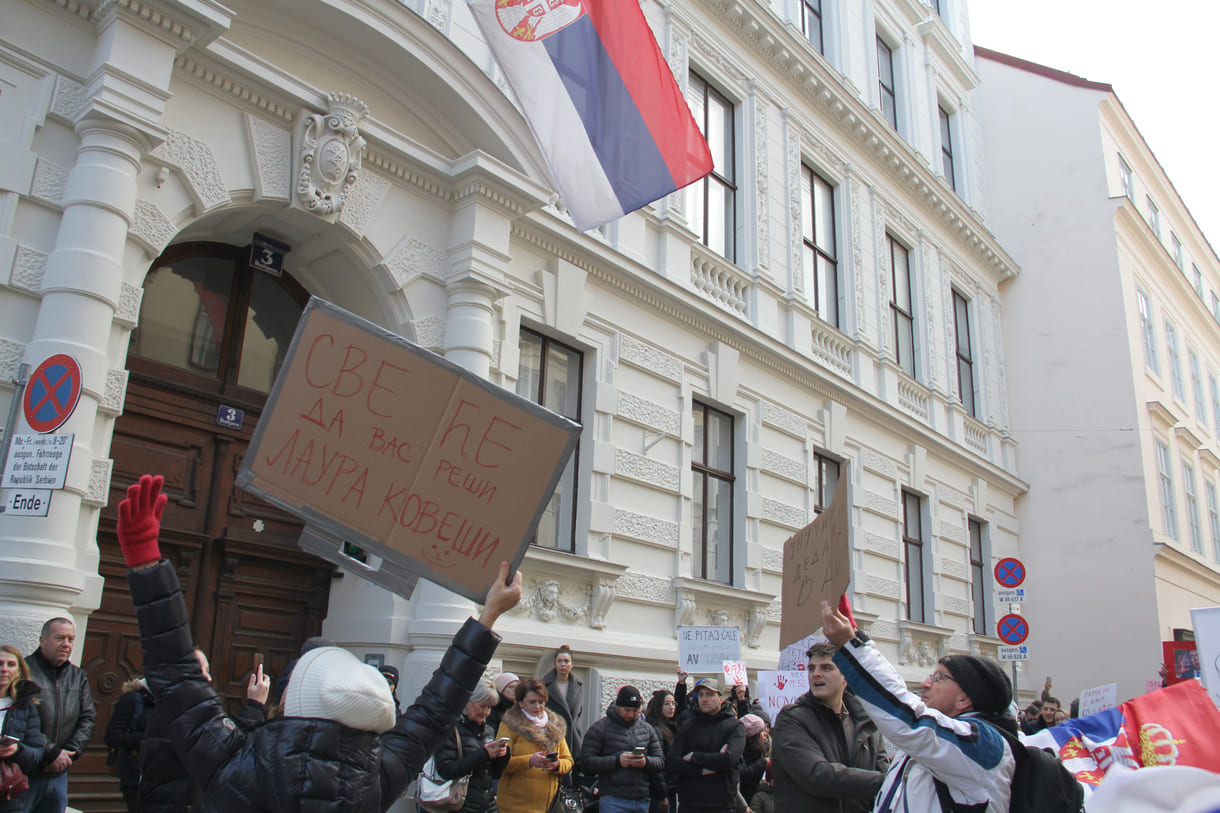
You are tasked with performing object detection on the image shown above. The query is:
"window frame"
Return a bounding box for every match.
[813,452,841,515]
[692,400,736,584]
[1156,440,1178,540]
[1165,320,1185,402]
[801,0,824,53]
[517,327,584,553]
[876,35,898,131]
[1171,232,1185,270]
[952,289,976,417]
[1147,196,1161,239]
[888,233,916,378]
[968,517,988,636]
[1118,154,1134,201]
[938,104,957,192]
[1190,348,1207,426]
[1184,461,1203,554]
[1208,481,1220,562]
[902,489,926,623]
[801,165,840,327]
[688,71,738,263]
[1137,288,1159,374]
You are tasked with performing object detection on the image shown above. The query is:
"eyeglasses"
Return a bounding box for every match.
[927,671,957,685]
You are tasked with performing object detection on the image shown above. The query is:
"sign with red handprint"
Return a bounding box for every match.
[757,670,809,716]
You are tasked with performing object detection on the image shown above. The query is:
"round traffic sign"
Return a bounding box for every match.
[23,354,82,433]
[994,557,1026,589]
[997,613,1029,645]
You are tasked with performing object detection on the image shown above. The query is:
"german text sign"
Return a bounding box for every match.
[2,433,73,489]
[236,298,580,602]
[677,626,741,673]
[780,478,851,649]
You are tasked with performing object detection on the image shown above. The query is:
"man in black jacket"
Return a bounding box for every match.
[24,617,96,813]
[115,473,520,813]
[665,678,745,813]
[580,685,665,813]
[771,643,887,812]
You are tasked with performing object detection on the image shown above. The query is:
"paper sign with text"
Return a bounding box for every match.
[722,660,748,688]
[757,671,809,717]
[236,298,580,602]
[1077,682,1118,717]
[678,626,742,673]
[777,633,830,671]
[779,478,851,649]
[1190,606,1220,710]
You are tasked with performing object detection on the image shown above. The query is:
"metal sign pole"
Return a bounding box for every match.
[0,363,31,513]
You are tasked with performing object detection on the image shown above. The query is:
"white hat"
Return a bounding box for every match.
[283,646,397,733]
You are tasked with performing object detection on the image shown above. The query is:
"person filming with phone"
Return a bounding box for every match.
[579,686,665,813]
[495,678,572,813]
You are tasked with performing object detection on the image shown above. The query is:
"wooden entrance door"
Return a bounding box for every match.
[75,242,334,811]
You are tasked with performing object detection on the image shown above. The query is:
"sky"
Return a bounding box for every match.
[967,2,1220,255]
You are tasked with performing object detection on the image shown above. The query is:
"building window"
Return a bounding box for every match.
[969,518,987,636]
[1211,291,1220,323]
[814,452,840,514]
[1156,440,1177,540]
[801,166,839,327]
[889,235,915,378]
[1184,462,1203,554]
[1165,321,1185,401]
[1192,264,1204,298]
[931,0,942,15]
[1190,349,1207,426]
[902,490,926,623]
[688,72,736,262]
[1171,233,1184,269]
[801,0,824,53]
[876,36,898,130]
[1208,482,1220,562]
[1118,155,1134,201]
[1137,288,1158,374]
[517,328,583,551]
[938,105,956,192]
[692,401,734,583]
[952,290,976,417]
[1210,372,1220,430]
[1147,196,1161,239]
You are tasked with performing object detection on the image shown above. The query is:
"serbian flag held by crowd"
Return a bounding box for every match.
[1024,679,1220,796]
[467,0,714,231]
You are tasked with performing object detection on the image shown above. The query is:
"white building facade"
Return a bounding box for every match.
[977,47,1220,704]
[0,0,1022,805]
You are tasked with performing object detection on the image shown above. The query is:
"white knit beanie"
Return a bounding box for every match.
[283,646,397,733]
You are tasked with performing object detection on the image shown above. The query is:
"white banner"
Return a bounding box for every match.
[757,670,809,718]
[1077,682,1118,717]
[1190,606,1220,710]
[677,626,742,673]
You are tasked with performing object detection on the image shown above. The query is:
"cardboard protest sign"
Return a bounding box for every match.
[678,626,741,673]
[1190,606,1220,710]
[779,478,851,649]
[757,671,809,718]
[236,298,580,603]
[777,633,829,671]
[1077,683,1118,717]
[722,660,748,688]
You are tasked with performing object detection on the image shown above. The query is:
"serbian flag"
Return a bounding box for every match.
[1024,679,1220,797]
[467,0,714,231]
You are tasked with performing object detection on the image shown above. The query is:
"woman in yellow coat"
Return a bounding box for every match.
[496,677,573,813]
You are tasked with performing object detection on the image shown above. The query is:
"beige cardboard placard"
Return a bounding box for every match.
[236,298,579,602]
[779,477,851,649]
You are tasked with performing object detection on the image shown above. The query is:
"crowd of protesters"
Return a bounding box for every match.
[0,473,1196,813]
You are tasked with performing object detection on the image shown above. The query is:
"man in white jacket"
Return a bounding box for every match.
[820,599,1017,812]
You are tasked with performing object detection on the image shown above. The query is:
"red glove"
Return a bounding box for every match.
[838,593,857,630]
[117,474,167,567]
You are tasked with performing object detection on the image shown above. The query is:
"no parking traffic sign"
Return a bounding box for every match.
[997,613,1029,645]
[22,354,82,433]
[994,557,1025,588]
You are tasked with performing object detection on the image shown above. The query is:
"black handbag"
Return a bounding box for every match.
[549,782,588,813]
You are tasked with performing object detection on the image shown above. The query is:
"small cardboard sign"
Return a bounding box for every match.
[236,298,580,603]
[677,626,742,673]
[757,670,809,717]
[779,478,851,649]
[722,660,748,688]
[1078,682,1118,717]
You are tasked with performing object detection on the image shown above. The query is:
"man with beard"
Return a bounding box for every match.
[771,642,887,812]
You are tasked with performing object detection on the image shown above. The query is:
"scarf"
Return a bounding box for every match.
[522,707,548,728]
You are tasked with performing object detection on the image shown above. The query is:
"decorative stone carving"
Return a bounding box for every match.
[246,113,292,201]
[51,74,86,121]
[511,578,590,623]
[131,200,176,255]
[613,509,679,547]
[865,575,901,599]
[785,116,803,296]
[337,171,390,237]
[617,391,680,435]
[615,449,680,492]
[861,490,897,518]
[116,282,142,327]
[900,639,937,668]
[674,589,697,630]
[31,159,68,206]
[709,608,731,626]
[760,547,783,572]
[761,449,805,483]
[588,579,616,630]
[616,571,674,604]
[753,93,770,272]
[11,246,47,294]
[384,237,448,290]
[151,131,230,211]
[760,399,806,438]
[0,338,26,381]
[761,498,806,529]
[101,369,129,415]
[86,459,112,506]
[746,607,767,648]
[410,316,445,351]
[862,531,900,559]
[296,93,369,220]
[618,335,682,383]
[861,448,897,478]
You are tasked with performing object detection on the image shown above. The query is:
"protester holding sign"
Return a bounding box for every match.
[114,473,522,813]
[771,641,887,813]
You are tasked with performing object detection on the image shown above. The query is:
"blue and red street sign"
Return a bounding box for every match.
[994,557,1026,589]
[22,354,82,433]
[997,613,1029,645]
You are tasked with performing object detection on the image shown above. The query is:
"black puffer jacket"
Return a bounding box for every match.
[665,705,745,807]
[128,559,500,813]
[579,705,664,801]
[1,680,44,813]
[105,681,154,788]
[25,648,95,771]
[433,714,509,813]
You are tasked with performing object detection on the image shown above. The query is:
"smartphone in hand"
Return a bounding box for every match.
[0,735,19,746]
[546,751,559,761]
